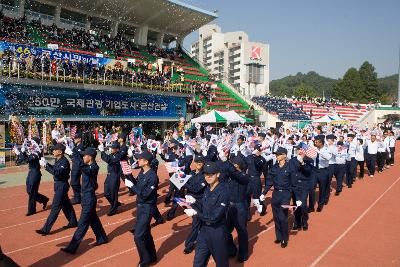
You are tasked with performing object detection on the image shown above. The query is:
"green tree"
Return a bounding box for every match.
[293,83,317,97]
[333,68,363,101]
[359,61,378,102]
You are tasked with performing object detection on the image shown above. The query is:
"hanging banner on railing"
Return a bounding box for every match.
[0,41,127,70]
[0,83,186,120]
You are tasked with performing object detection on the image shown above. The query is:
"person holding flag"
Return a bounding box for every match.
[65,132,85,205]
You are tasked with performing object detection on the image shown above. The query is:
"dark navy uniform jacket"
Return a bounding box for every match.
[228,169,249,203]
[192,183,230,226]
[264,161,292,194]
[101,151,122,177]
[70,143,84,175]
[288,157,313,189]
[19,153,42,183]
[178,154,193,175]
[160,151,177,163]
[246,155,265,177]
[185,170,206,200]
[119,143,128,162]
[131,169,158,205]
[205,145,218,162]
[80,162,100,194]
[45,156,71,184]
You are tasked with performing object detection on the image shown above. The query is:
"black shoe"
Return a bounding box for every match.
[236,256,248,262]
[274,239,281,244]
[292,225,300,231]
[42,199,49,210]
[117,202,122,207]
[107,211,117,216]
[348,184,353,188]
[151,218,165,227]
[35,229,49,236]
[308,207,315,213]
[281,240,288,248]
[302,225,308,231]
[324,199,329,205]
[93,240,108,246]
[63,223,77,229]
[317,205,323,212]
[129,228,135,234]
[164,198,171,205]
[129,192,135,196]
[335,191,341,196]
[166,212,175,221]
[183,247,194,254]
[60,247,75,254]
[26,212,35,216]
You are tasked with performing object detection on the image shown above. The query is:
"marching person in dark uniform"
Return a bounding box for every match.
[184,162,230,267]
[183,154,207,254]
[289,151,313,231]
[99,141,122,216]
[160,141,179,205]
[67,132,85,205]
[36,143,77,235]
[14,138,49,216]
[227,156,250,262]
[166,142,193,220]
[262,147,292,248]
[205,135,219,162]
[118,133,129,181]
[61,147,108,254]
[127,151,159,267]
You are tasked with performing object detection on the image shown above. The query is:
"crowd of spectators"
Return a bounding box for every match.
[0,14,32,45]
[252,96,310,121]
[290,95,365,110]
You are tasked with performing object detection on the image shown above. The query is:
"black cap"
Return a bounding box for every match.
[136,150,153,162]
[82,147,97,157]
[326,134,335,140]
[315,135,325,141]
[337,141,344,146]
[118,133,127,141]
[111,141,120,149]
[194,154,205,163]
[74,132,82,139]
[53,143,66,152]
[288,136,294,141]
[255,143,262,151]
[237,135,245,141]
[347,134,355,138]
[274,147,288,155]
[203,162,219,174]
[258,132,266,138]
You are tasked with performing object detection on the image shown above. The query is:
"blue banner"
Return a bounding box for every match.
[0,83,186,120]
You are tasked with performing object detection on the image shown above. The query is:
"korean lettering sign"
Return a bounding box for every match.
[0,83,186,119]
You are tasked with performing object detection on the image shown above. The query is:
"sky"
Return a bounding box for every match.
[181,0,400,81]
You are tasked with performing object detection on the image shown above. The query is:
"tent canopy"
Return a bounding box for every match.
[191,110,246,124]
[313,114,348,124]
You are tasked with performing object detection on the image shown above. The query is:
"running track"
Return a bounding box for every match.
[1,147,399,266]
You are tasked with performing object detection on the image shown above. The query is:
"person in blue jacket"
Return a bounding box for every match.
[61,147,108,254]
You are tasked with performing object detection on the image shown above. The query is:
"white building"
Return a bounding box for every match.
[191,24,269,98]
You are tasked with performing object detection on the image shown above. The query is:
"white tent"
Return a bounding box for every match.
[218,110,246,124]
[313,114,333,123]
[191,110,246,124]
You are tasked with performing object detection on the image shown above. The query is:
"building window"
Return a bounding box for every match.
[247,64,264,84]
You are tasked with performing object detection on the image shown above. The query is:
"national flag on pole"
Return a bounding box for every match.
[173,197,191,208]
[299,144,318,159]
[111,133,118,142]
[281,204,298,210]
[70,126,77,139]
[120,161,132,175]
[169,171,191,190]
[164,160,181,173]
[98,133,104,143]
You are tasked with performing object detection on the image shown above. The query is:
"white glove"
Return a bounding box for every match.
[185,195,196,204]
[98,143,104,152]
[124,179,134,188]
[131,160,138,169]
[219,151,227,162]
[65,146,73,156]
[39,157,47,167]
[297,154,304,164]
[184,208,197,217]
[252,198,260,206]
[202,149,208,157]
[296,200,302,207]
[21,145,26,153]
[127,148,133,158]
[257,204,263,214]
[259,194,266,202]
[108,147,112,153]
[13,147,20,155]
[388,153,391,159]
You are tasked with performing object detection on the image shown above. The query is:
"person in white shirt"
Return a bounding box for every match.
[377,133,389,173]
[365,134,378,177]
[387,130,396,166]
[355,139,365,178]
[333,141,348,195]
[51,126,60,146]
[326,135,336,203]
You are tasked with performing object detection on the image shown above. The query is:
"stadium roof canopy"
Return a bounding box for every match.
[37,0,217,39]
